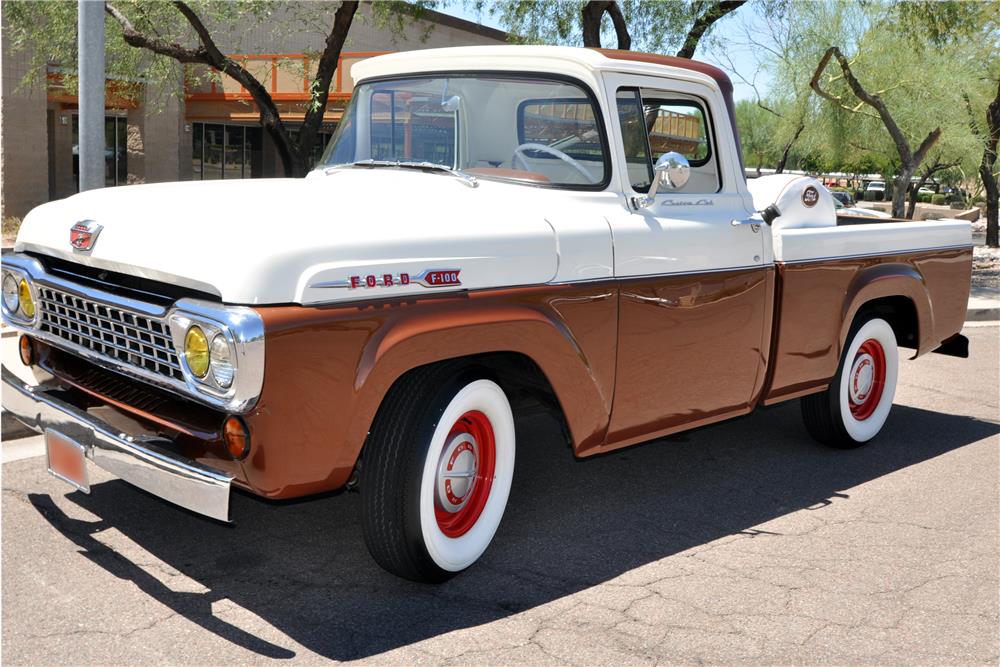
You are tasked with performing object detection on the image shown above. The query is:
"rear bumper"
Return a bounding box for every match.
[2,364,233,522]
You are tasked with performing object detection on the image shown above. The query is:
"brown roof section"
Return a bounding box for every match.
[595,49,745,174]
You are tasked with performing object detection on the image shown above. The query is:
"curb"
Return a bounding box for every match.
[966,307,1000,322]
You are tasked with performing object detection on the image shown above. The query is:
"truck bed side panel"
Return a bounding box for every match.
[763,247,971,405]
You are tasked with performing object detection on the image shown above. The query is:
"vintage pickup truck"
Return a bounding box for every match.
[2,46,972,582]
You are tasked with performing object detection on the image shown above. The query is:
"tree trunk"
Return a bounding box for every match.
[676,1,746,59]
[980,80,1000,247]
[905,174,929,220]
[891,167,913,219]
[774,123,803,174]
[983,161,999,247]
[582,1,631,49]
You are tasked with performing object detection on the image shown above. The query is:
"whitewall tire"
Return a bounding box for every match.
[801,316,899,448]
[361,364,515,582]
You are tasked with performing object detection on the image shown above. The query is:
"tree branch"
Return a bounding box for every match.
[676,1,746,59]
[170,1,297,170]
[581,1,630,50]
[810,46,940,168]
[299,1,359,153]
[105,2,208,63]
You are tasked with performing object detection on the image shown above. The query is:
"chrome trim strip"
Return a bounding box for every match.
[776,243,973,266]
[2,364,233,522]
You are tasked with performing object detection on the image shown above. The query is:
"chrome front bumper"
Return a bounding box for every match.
[2,364,233,522]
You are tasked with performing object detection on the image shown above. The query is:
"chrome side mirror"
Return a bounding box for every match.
[633,151,691,209]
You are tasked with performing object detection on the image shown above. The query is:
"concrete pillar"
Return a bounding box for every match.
[77,0,105,191]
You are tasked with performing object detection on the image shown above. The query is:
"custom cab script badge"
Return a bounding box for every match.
[70,220,103,251]
[311,268,462,290]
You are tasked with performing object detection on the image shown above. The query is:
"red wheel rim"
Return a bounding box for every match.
[848,339,886,420]
[434,410,496,538]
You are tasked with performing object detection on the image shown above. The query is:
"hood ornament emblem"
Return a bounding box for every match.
[70,220,103,251]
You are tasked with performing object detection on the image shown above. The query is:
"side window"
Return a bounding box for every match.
[515,98,606,185]
[645,100,710,165]
[614,88,721,194]
[616,88,653,192]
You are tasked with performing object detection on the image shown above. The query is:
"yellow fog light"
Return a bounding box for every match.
[184,325,210,378]
[18,279,34,319]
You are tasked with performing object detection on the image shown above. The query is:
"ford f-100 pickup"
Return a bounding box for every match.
[2,46,972,582]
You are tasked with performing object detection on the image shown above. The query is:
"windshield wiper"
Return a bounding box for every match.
[326,159,478,188]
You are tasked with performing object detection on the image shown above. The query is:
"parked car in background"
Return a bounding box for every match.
[866,181,886,194]
[833,197,893,219]
[830,191,855,207]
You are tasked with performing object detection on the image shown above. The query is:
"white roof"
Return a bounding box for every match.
[349,45,723,94]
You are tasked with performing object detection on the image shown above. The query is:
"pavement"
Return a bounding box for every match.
[2,324,997,665]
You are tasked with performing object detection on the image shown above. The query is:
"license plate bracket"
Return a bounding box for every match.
[45,430,90,493]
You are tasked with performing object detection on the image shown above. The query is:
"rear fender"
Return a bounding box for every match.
[840,263,933,357]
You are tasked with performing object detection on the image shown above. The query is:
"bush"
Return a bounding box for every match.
[930,194,947,205]
[918,193,932,203]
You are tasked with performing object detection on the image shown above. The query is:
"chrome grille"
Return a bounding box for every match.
[37,286,183,381]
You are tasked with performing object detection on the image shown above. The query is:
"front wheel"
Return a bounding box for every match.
[801,316,899,448]
[361,365,515,582]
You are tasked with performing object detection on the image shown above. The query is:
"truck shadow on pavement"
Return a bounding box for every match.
[28,401,999,661]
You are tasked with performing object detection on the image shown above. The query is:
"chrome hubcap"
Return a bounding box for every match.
[849,353,875,404]
[436,432,478,513]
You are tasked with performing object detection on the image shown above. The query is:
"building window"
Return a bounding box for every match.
[72,114,128,189]
[191,122,262,179]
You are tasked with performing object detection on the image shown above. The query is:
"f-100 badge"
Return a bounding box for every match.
[310,269,462,290]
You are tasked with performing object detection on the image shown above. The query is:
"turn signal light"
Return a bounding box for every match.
[18,335,35,366]
[223,416,250,460]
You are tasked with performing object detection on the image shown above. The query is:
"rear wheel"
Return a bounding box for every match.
[801,316,899,448]
[361,364,515,582]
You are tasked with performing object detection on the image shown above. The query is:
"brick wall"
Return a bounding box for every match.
[1,15,49,220]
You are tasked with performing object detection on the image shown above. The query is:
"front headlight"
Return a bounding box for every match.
[184,325,210,378]
[167,300,264,413]
[2,273,19,312]
[210,333,235,388]
[18,278,34,319]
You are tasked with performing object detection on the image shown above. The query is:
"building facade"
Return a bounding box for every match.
[1,5,505,219]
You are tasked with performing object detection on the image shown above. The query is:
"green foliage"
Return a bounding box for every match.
[4,1,435,106]
[735,99,777,170]
[752,0,985,181]
[930,193,947,205]
[476,0,745,55]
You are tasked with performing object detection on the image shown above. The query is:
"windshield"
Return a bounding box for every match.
[320,75,608,187]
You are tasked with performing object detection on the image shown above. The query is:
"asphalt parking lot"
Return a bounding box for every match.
[2,324,998,665]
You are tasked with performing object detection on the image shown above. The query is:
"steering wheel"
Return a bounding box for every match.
[511,143,599,184]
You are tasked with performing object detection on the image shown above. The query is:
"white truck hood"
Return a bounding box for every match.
[15,169,559,305]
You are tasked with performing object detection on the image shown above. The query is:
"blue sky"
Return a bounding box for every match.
[441,3,772,101]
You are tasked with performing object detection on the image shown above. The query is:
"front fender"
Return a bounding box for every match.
[243,284,617,499]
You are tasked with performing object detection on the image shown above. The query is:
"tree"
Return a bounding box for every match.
[735,99,777,175]
[904,155,960,220]
[5,1,433,178]
[966,80,1000,247]
[810,45,942,218]
[486,0,746,58]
